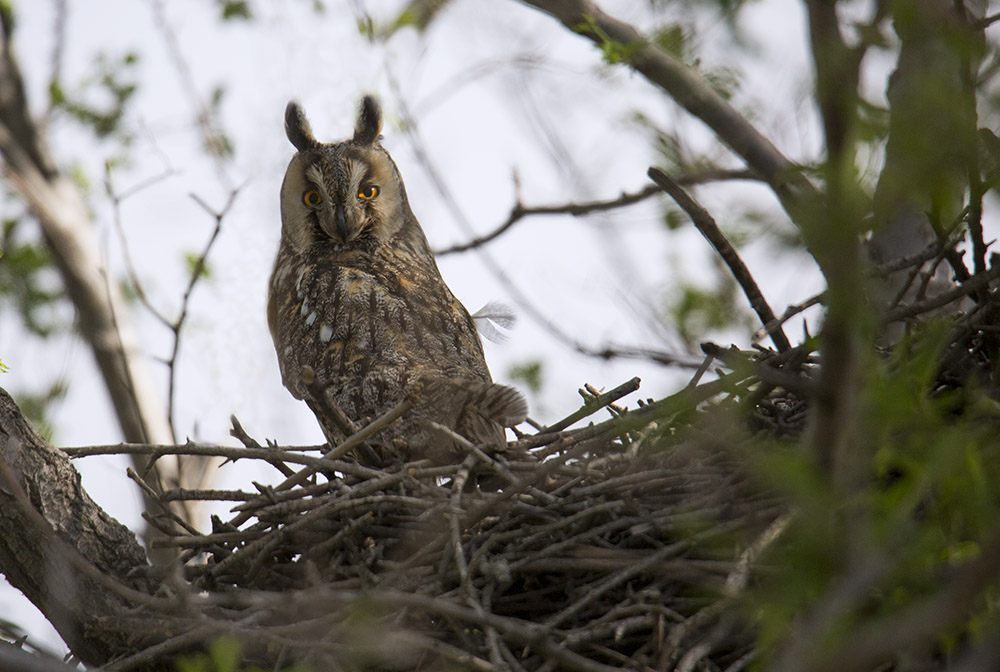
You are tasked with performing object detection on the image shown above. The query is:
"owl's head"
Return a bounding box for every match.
[279,96,413,253]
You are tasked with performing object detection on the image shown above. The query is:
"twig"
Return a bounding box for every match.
[752,293,824,346]
[543,377,641,433]
[648,166,791,352]
[230,415,294,477]
[126,467,199,536]
[882,265,1000,323]
[436,170,756,256]
[104,166,181,330]
[148,0,234,187]
[165,187,241,439]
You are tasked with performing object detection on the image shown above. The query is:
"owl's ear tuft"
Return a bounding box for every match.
[353,95,382,145]
[285,101,318,152]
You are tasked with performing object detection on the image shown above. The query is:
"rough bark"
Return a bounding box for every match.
[0,387,174,668]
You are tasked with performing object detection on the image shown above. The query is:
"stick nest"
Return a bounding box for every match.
[134,377,787,672]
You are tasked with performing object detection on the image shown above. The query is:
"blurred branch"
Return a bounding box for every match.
[149,0,234,185]
[752,292,824,346]
[518,0,817,210]
[105,166,179,330]
[0,7,173,448]
[648,166,791,352]
[973,11,1000,29]
[0,645,81,672]
[808,525,1000,672]
[881,265,1000,324]
[42,0,68,126]
[436,168,756,255]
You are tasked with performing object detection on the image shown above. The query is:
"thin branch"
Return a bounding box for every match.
[752,292,824,347]
[436,169,756,255]
[148,0,234,187]
[165,186,241,439]
[648,166,791,352]
[543,376,641,432]
[881,265,1000,323]
[105,166,179,330]
[973,11,1000,29]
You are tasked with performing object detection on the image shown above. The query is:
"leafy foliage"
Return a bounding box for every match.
[177,637,309,672]
[508,359,544,394]
[49,52,139,141]
[0,216,66,337]
[216,0,252,21]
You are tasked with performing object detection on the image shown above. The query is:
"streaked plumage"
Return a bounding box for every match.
[268,96,527,464]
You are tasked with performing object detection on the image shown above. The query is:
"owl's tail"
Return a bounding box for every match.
[415,376,529,452]
[472,381,529,428]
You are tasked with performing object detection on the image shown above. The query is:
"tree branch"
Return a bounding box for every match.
[518,0,816,210]
[0,8,172,448]
[435,169,757,255]
[648,166,791,352]
[0,388,179,668]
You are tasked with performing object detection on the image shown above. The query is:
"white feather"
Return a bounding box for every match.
[472,301,517,343]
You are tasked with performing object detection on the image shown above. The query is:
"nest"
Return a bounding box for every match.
[116,374,790,672]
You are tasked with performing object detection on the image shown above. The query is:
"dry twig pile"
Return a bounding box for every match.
[63,375,783,672]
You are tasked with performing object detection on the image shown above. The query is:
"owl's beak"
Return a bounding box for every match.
[335,202,348,240]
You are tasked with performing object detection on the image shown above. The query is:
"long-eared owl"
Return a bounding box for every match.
[267,96,527,464]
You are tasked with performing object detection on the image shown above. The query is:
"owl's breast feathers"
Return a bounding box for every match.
[268,243,517,425]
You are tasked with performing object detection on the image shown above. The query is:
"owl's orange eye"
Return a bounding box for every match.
[358,185,380,200]
[303,190,322,207]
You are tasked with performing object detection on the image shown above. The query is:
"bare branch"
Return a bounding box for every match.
[882,265,1000,324]
[163,187,241,439]
[648,166,791,352]
[436,169,757,255]
[543,376,641,432]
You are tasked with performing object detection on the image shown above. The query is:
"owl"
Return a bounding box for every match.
[267,96,527,465]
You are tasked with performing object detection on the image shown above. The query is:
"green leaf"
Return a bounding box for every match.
[218,0,252,21]
[207,637,241,672]
[652,24,688,61]
[574,14,645,66]
[184,252,211,281]
[509,361,544,394]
